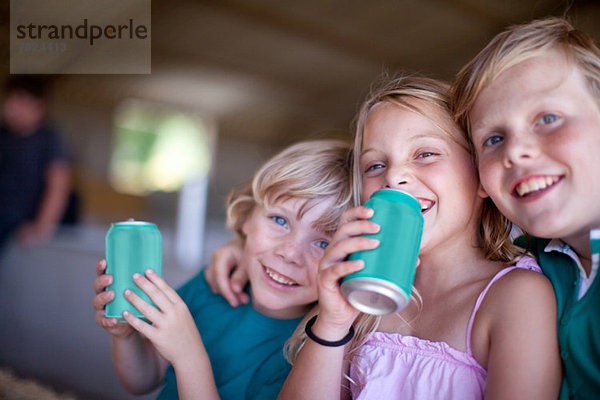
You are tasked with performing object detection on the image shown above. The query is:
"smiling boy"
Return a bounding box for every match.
[452,17,600,398]
[94,139,352,399]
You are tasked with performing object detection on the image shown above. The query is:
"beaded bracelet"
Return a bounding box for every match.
[304,315,355,347]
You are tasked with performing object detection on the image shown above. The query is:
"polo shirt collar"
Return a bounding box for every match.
[544,234,599,300]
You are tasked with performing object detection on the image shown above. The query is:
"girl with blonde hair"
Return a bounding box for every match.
[278,76,561,399]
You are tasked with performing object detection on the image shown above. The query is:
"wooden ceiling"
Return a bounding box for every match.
[2,0,600,145]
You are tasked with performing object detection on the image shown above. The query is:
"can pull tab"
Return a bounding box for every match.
[127,218,135,222]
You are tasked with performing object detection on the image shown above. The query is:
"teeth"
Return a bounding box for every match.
[265,267,298,286]
[418,199,434,212]
[515,176,560,197]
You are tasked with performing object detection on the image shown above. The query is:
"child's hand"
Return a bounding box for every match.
[315,206,380,334]
[204,238,249,307]
[93,259,134,338]
[123,270,206,367]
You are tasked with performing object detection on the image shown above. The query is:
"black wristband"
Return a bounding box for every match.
[304,315,354,347]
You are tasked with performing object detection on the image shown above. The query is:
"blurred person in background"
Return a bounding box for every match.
[0,75,74,252]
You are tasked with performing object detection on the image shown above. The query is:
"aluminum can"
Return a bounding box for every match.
[105,219,162,322]
[341,189,423,315]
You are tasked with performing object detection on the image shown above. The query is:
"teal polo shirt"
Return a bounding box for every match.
[156,271,302,400]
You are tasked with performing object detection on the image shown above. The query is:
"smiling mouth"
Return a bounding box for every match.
[264,266,299,286]
[514,176,561,197]
[418,199,435,214]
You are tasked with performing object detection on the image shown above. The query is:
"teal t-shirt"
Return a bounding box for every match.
[516,235,600,399]
[156,271,302,400]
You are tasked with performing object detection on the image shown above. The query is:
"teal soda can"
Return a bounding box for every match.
[105,219,162,323]
[341,189,424,315]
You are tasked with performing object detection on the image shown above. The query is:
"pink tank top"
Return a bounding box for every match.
[349,256,541,400]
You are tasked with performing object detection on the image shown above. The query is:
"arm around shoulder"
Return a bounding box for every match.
[482,269,561,400]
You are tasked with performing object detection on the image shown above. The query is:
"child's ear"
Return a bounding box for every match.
[241,208,255,236]
[477,183,489,199]
[241,218,250,236]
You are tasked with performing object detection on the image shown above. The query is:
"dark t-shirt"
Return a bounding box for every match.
[0,123,68,225]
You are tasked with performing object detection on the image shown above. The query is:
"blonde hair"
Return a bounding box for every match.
[452,16,600,139]
[226,139,353,240]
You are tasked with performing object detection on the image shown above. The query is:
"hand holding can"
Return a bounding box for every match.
[341,190,423,315]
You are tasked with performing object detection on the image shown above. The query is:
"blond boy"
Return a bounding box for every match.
[453,17,600,399]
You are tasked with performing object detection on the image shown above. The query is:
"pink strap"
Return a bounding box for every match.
[465,266,518,355]
[465,256,540,354]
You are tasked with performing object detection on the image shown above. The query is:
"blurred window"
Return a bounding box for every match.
[110,100,212,195]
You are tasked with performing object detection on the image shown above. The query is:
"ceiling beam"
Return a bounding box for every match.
[198,0,388,65]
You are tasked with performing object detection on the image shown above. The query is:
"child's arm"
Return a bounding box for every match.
[110,329,169,394]
[123,269,220,400]
[93,259,167,394]
[204,237,249,307]
[279,206,379,400]
[479,268,561,399]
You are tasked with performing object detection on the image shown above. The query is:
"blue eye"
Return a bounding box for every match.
[483,135,503,147]
[271,216,288,227]
[316,240,329,250]
[538,114,558,125]
[365,163,385,173]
